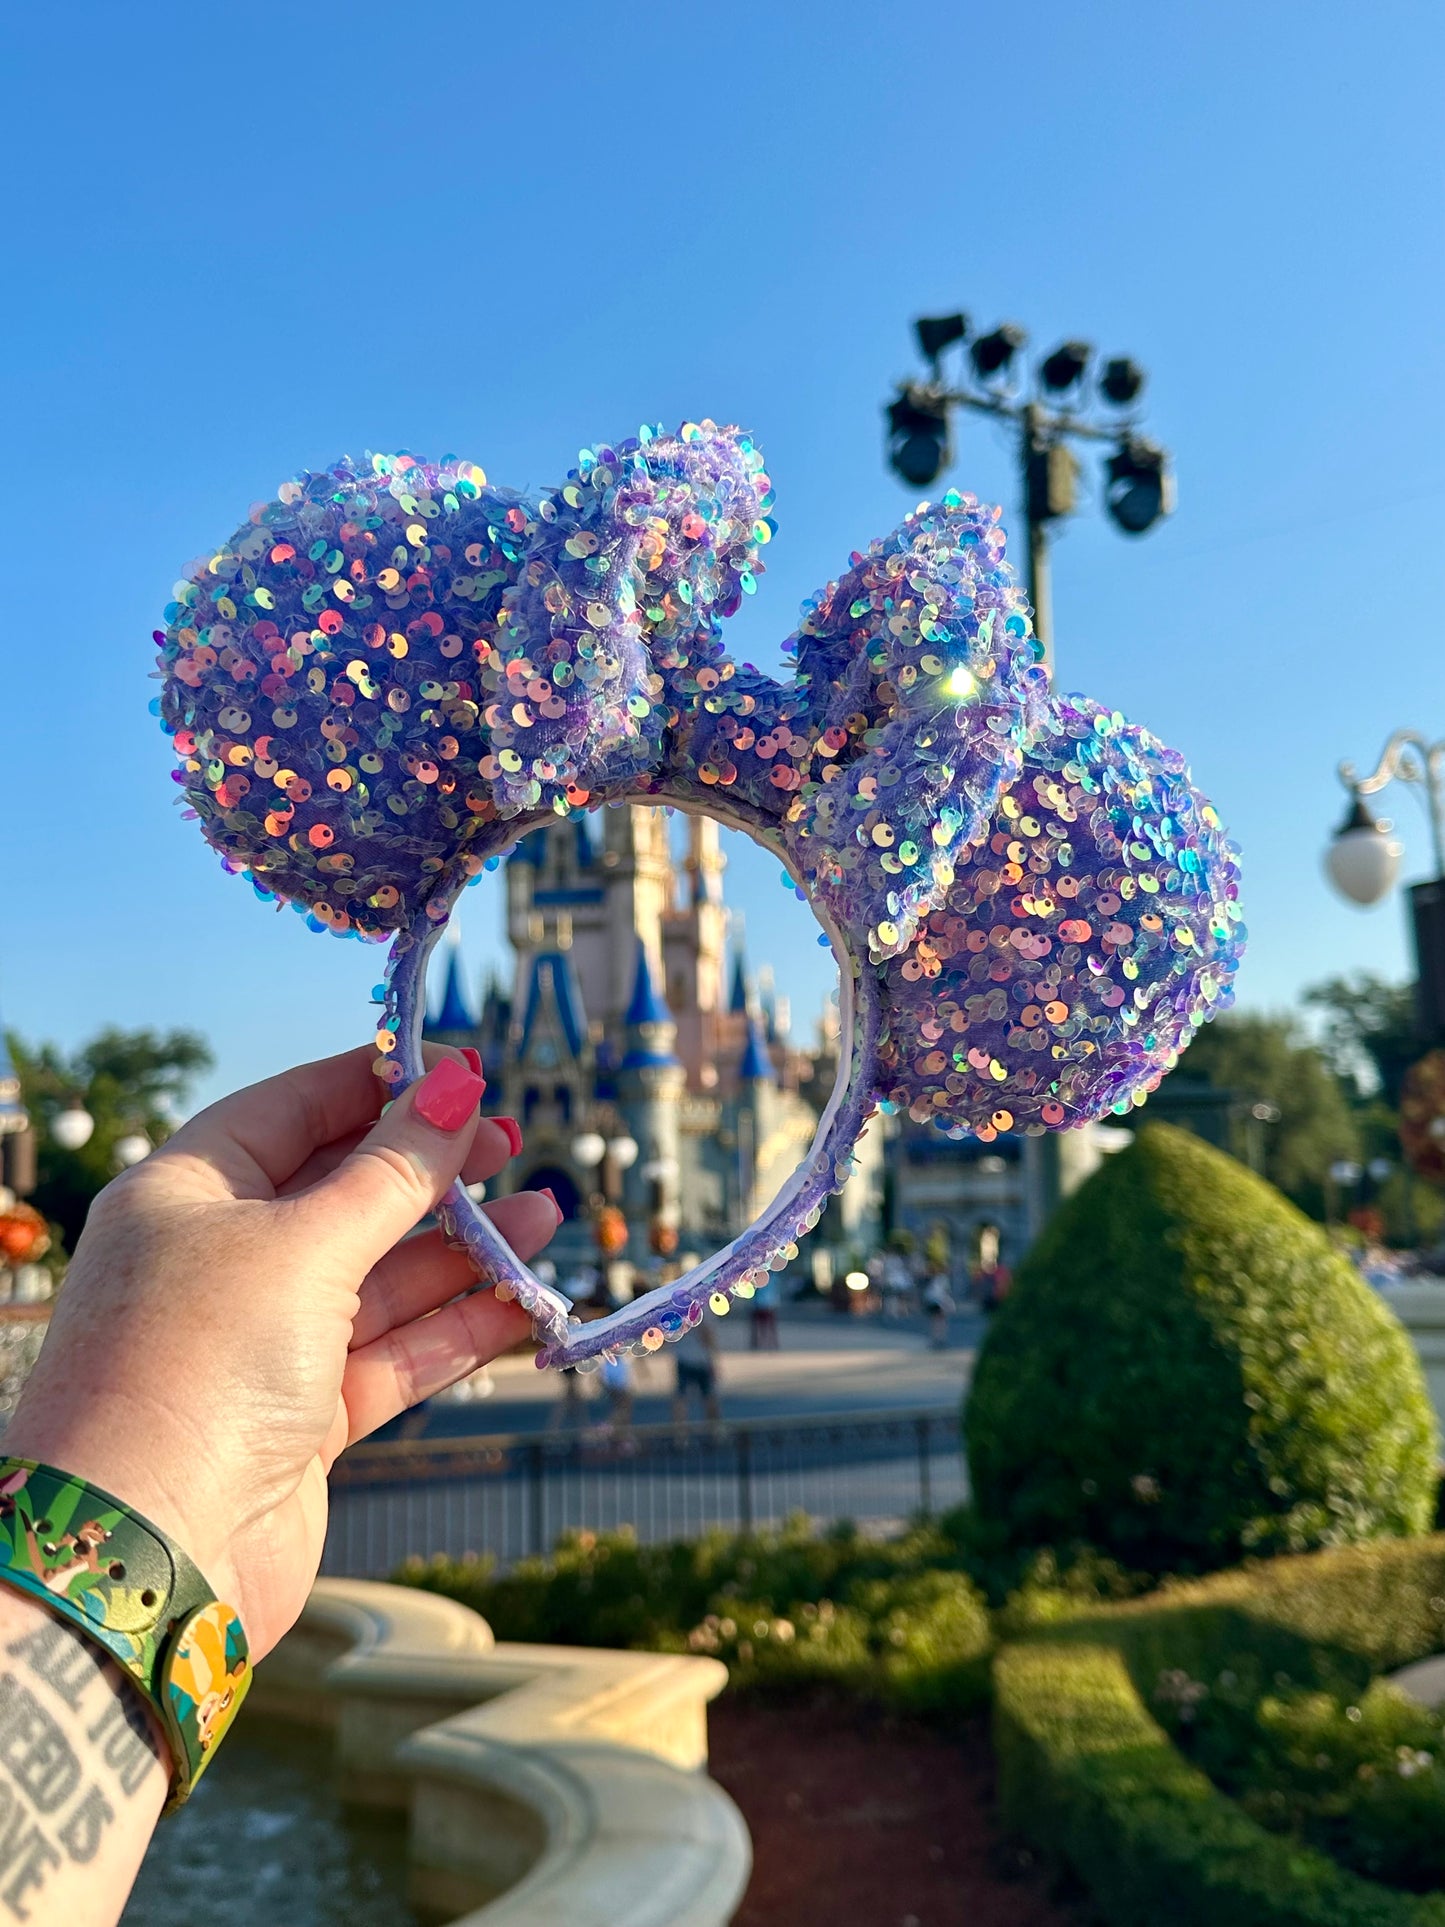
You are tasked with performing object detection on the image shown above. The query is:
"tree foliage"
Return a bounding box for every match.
[7,1028,212,1255]
[1301,973,1445,1244]
[1164,1011,1359,1219]
[1304,973,1420,1104]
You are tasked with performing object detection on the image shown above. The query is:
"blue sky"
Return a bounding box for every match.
[2,2,1442,1109]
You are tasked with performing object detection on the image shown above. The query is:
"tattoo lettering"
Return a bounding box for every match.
[0,1785,59,1921]
[84,1696,156,1800]
[56,1784,113,1866]
[7,1622,158,1803]
[4,1624,103,1716]
[0,1677,78,1815]
[0,1624,166,1917]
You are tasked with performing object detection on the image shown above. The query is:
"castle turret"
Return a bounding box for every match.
[728,949,752,1016]
[738,1014,774,1087]
[617,939,685,1250]
[425,931,476,1048]
[729,1012,777,1228]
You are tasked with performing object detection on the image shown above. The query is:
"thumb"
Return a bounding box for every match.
[289,1056,486,1271]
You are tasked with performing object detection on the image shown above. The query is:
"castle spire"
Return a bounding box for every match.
[728,948,751,1015]
[429,929,475,1036]
[622,940,679,1066]
[738,1013,774,1084]
[625,941,669,1028]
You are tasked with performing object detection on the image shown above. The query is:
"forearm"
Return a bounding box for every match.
[0,1589,166,1925]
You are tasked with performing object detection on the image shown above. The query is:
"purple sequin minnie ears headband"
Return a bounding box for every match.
[156,421,1245,1368]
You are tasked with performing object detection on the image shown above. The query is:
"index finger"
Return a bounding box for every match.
[162,1043,466,1196]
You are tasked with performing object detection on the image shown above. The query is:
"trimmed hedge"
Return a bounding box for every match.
[993,1535,1445,1926]
[967,1123,1438,1575]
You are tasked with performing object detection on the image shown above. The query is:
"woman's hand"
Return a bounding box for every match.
[6,1044,554,1659]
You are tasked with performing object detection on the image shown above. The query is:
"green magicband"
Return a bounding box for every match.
[0,1458,249,1808]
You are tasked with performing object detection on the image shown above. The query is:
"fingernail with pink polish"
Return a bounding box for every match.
[414,1058,486,1132]
[539,1186,565,1226]
[460,1047,485,1084]
[491,1116,523,1158]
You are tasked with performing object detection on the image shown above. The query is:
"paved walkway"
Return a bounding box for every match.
[393,1302,985,1440]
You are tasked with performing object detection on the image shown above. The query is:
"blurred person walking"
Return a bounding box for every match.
[923,1269,955,1350]
[673,1317,722,1423]
[749,1273,781,1349]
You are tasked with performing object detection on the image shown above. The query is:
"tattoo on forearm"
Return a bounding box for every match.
[84,1697,156,1799]
[0,1621,166,1917]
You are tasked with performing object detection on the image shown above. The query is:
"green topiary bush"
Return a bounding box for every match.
[966,1122,1437,1575]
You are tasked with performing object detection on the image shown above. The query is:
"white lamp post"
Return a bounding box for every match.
[1324,794,1402,907]
[1326,732,1445,1053]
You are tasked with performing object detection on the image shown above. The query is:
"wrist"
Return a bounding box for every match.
[4,1398,238,1610]
[0,1451,251,1808]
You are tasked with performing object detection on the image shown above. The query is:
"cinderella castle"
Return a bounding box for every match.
[424,805,883,1277]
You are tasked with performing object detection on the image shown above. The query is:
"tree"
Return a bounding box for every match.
[1303,972,1419,1103]
[7,1028,213,1256]
[1162,1011,1359,1220]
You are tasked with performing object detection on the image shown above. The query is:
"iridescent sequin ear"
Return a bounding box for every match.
[876,694,1246,1138]
[157,452,520,939]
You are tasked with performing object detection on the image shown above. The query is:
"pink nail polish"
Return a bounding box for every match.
[413,1058,486,1132]
[539,1185,565,1226]
[460,1047,485,1083]
[491,1116,523,1158]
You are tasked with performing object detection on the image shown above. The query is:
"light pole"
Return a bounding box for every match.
[1245,1099,1281,1177]
[640,1155,680,1257]
[1324,731,1445,1044]
[883,315,1174,1236]
[570,1127,639,1251]
[884,315,1175,669]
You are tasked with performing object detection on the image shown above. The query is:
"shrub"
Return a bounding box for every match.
[966,1122,1437,1576]
[400,1515,992,1715]
[992,1534,1445,1926]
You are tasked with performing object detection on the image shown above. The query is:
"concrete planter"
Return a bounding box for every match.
[249,1578,750,1926]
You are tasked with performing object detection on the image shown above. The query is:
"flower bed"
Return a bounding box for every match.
[401,1515,994,1717]
[406,1520,1445,1920]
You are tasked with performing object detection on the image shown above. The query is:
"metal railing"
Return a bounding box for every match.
[322,1406,966,1579]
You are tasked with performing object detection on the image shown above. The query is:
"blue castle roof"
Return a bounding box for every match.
[624,940,672,1028]
[508,818,597,871]
[431,946,475,1033]
[728,950,750,1014]
[518,952,587,1062]
[739,1015,774,1083]
[621,940,679,1068]
[518,953,586,1061]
